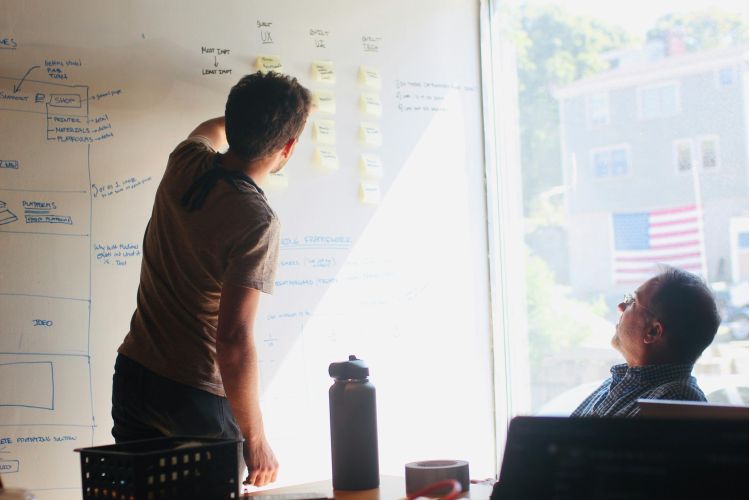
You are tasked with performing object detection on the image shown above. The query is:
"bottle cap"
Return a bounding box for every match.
[329,354,369,380]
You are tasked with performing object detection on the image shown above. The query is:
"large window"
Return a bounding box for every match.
[490,0,749,417]
[638,82,680,119]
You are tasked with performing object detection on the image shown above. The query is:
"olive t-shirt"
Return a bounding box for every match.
[118,137,279,396]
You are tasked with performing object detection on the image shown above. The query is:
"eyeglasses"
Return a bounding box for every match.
[621,292,660,321]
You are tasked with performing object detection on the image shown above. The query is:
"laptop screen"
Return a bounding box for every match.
[494,416,748,500]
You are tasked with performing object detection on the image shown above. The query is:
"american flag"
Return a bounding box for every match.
[612,205,705,284]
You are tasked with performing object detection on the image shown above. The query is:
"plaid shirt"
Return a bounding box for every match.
[571,363,706,417]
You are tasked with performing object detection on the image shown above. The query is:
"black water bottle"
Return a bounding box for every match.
[328,355,379,490]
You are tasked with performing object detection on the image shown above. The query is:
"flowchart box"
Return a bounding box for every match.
[0,361,54,410]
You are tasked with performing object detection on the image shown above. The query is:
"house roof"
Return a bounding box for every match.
[554,45,748,99]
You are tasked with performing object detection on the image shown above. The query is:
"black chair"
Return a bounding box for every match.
[491,415,748,500]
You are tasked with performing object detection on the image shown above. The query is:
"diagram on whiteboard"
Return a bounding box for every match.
[0,65,97,494]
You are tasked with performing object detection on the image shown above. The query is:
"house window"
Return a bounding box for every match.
[674,140,694,172]
[638,82,680,119]
[718,67,735,86]
[739,231,749,249]
[587,92,609,127]
[592,146,629,178]
[699,136,719,169]
[674,137,720,172]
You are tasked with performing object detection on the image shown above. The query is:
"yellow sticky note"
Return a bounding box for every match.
[358,181,381,205]
[313,91,336,114]
[358,66,382,89]
[265,170,289,189]
[312,119,336,144]
[359,93,382,116]
[256,55,283,73]
[358,122,382,147]
[311,61,336,83]
[314,146,339,171]
[359,154,383,179]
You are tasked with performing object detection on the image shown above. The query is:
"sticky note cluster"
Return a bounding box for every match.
[303,59,385,201]
[309,61,338,173]
[357,65,383,204]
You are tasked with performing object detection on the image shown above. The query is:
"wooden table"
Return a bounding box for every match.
[243,475,494,499]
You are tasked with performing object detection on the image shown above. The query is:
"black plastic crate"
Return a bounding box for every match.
[75,436,243,499]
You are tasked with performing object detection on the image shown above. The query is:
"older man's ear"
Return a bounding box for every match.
[643,321,664,345]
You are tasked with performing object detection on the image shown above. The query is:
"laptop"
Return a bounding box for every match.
[491,416,748,500]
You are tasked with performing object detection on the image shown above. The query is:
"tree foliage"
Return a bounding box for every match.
[525,253,607,367]
[647,9,748,51]
[512,5,630,212]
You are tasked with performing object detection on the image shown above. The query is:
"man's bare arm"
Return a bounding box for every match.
[216,283,278,487]
[188,117,227,151]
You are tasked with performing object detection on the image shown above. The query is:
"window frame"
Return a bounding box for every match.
[637,81,681,120]
[697,134,721,171]
[715,66,736,88]
[673,136,721,173]
[673,138,695,174]
[586,91,610,128]
[589,143,632,180]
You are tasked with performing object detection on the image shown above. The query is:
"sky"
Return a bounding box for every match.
[518,0,748,36]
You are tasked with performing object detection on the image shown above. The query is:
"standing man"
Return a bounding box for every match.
[572,266,721,417]
[112,72,312,487]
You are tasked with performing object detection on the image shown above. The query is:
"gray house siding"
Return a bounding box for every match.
[561,54,748,294]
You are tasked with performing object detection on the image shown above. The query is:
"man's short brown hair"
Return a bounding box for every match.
[225,72,311,162]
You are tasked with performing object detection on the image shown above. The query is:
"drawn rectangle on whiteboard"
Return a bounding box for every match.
[0,295,89,354]
[0,362,54,410]
[0,191,90,237]
[48,94,81,108]
[0,460,20,473]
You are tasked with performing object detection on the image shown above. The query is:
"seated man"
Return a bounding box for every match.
[572,266,721,417]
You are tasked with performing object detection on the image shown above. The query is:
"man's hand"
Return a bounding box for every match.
[216,284,278,487]
[244,435,279,486]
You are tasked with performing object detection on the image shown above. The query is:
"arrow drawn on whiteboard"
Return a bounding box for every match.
[214,56,219,68]
[13,65,40,93]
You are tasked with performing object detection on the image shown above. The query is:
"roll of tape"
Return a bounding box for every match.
[404,459,470,495]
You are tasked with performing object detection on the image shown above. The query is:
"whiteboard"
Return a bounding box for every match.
[0,1,494,497]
